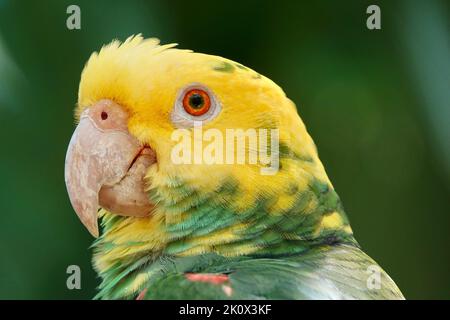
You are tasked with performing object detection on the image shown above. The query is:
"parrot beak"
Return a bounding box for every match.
[64,99,156,237]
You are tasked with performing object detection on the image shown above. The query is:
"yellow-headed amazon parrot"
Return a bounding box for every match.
[64,35,404,300]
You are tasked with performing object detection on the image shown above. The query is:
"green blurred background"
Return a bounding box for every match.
[0,0,448,299]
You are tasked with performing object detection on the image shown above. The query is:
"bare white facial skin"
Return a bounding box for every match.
[64,99,155,237]
[170,83,222,128]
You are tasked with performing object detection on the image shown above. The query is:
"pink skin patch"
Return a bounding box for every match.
[185,273,229,285]
[222,285,233,297]
[136,288,148,300]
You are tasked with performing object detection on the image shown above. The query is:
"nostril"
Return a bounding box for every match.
[101,111,108,120]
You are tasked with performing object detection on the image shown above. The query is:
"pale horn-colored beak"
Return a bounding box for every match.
[64,99,155,237]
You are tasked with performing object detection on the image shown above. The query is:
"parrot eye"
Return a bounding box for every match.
[171,83,221,127]
[101,111,108,120]
[182,89,211,116]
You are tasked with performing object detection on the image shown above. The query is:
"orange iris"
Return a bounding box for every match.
[182,89,211,116]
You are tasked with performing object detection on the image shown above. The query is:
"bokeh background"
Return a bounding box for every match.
[0,0,448,299]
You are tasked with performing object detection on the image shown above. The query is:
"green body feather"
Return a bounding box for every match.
[93,174,404,300]
[95,244,403,300]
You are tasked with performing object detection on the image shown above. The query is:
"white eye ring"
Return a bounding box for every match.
[171,83,221,128]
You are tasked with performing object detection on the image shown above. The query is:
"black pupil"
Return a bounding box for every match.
[189,93,204,109]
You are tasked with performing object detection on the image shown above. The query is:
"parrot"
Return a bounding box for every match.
[64,35,404,300]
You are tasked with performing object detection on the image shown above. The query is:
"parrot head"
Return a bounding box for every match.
[65,36,355,273]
